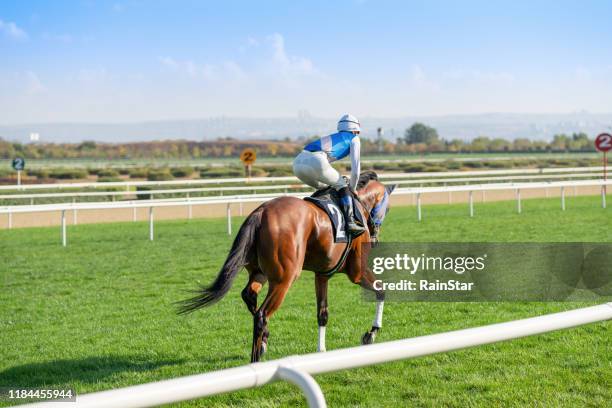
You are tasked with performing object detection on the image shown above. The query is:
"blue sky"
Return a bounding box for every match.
[1,0,611,123]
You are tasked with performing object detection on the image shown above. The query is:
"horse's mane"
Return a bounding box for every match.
[357,170,378,190]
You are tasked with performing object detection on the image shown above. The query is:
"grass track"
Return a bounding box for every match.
[0,195,610,407]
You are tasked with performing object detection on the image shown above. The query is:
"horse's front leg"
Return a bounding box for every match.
[345,245,385,345]
[315,274,329,352]
[360,274,384,345]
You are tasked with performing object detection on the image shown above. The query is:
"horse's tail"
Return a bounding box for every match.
[177,208,263,314]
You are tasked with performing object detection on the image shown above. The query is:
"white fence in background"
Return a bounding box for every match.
[0,166,605,192]
[0,179,609,246]
[16,303,612,408]
[0,172,604,204]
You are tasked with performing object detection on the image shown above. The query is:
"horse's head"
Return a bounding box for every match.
[356,171,397,246]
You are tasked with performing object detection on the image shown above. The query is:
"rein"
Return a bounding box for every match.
[353,190,377,238]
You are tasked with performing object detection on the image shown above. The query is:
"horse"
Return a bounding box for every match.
[179,171,396,362]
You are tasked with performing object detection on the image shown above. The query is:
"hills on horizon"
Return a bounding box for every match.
[1,112,611,144]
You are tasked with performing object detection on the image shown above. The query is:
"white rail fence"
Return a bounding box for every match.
[0,179,610,245]
[0,172,604,204]
[0,166,605,191]
[16,303,612,408]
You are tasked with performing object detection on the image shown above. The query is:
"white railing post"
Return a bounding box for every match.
[277,366,326,408]
[561,187,566,211]
[227,203,232,235]
[61,210,67,247]
[602,186,607,209]
[516,189,521,214]
[416,193,422,222]
[469,191,474,217]
[149,207,154,241]
[72,197,78,225]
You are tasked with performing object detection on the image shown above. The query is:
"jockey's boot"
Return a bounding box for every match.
[338,186,366,235]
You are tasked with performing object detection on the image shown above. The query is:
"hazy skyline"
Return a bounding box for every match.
[1,0,612,125]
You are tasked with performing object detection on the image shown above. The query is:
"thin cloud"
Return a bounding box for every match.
[25,71,45,94]
[158,56,216,80]
[267,33,315,76]
[409,65,441,92]
[0,19,28,40]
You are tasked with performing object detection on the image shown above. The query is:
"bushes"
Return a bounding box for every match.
[267,168,293,177]
[486,161,512,169]
[49,169,88,179]
[402,164,426,173]
[250,167,267,177]
[98,177,122,182]
[129,168,148,179]
[147,169,174,181]
[26,169,49,179]
[97,169,119,178]
[136,186,152,200]
[423,165,446,172]
[199,167,244,178]
[170,167,194,178]
[444,161,462,170]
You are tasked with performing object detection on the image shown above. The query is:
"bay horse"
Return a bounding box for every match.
[179,171,396,362]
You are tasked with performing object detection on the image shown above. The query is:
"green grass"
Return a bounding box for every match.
[0,195,610,407]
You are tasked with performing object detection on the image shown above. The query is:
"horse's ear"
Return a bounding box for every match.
[385,184,397,195]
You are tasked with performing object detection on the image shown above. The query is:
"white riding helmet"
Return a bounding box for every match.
[337,113,361,133]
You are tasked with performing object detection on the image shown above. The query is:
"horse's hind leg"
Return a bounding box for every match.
[241,265,267,316]
[251,280,293,363]
[315,274,329,352]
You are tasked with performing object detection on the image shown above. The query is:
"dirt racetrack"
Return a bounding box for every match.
[1,185,606,229]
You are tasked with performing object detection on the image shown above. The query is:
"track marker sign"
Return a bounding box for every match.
[240,148,256,179]
[595,133,612,153]
[12,157,25,186]
[595,133,611,185]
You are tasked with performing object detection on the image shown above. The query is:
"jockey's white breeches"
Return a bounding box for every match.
[293,150,347,190]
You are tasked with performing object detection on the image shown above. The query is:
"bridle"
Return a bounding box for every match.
[354,188,382,247]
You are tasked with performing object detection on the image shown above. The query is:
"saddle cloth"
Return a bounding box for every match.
[304,188,366,243]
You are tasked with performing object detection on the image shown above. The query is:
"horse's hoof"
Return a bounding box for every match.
[261,342,268,355]
[361,331,376,345]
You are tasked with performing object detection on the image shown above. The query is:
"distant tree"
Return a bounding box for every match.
[470,137,491,152]
[513,138,533,151]
[550,134,570,151]
[569,132,591,151]
[447,139,464,152]
[404,123,439,145]
[489,138,511,152]
[78,141,97,150]
[532,140,548,151]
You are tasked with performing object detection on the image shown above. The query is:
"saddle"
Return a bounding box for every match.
[304,187,367,277]
[304,187,366,243]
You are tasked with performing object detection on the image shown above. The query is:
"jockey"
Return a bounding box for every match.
[293,113,366,235]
